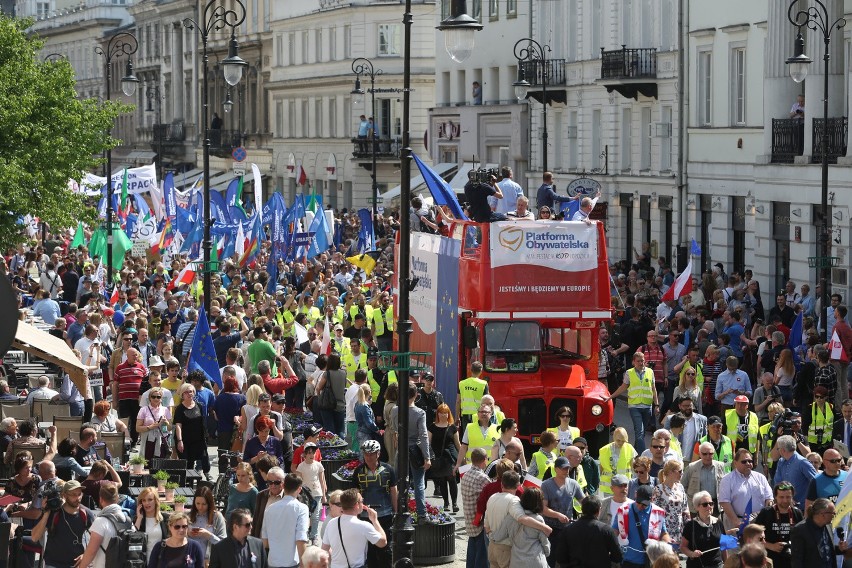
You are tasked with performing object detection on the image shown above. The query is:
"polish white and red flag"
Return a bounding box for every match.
[830,330,850,362]
[660,257,693,302]
[168,263,196,291]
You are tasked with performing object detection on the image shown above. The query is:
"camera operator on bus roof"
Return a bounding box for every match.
[464,169,507,223]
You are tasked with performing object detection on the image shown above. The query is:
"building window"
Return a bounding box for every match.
[591,0,601,59]
[302,32,308,64]
[507,0,517,16]
[442,0,450,19]
[591,109,601,170]
[697,50,712,126]
[660,105,672,171]
[622,0,632,48]
[330,27,337,61]
[276,35,283,67]
[621,108,632,172]
[568,111,578,169]
[288,33,295,65]
[36,1,48,17]
[378,24,401,56]
[344,25,351,58]
[641,107,651,170]
[288,100,296,138]
[301,100,308,137]
[732,47,746,125]
[275,100,283,137]
[471,0,481,20]
[329,98,337,137]
[489,0,498,19]
[316,29,322,62]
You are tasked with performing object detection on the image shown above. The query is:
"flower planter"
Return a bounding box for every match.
[165,489,175,502]
[131,464,144,475]
[157,481,166,492]
[324,458,356,493]
[412,520,456,565]
[174,503,185,513]
[319,442,348,459]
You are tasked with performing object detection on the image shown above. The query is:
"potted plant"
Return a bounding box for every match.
[164,482,179,502]
[159,502,173,513]
[129,455,146,475]
[153,470,170,491]
[173,495,187,513]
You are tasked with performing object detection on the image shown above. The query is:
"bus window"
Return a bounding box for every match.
[484,321,540,373]
[462,226,482,258]
[544,326,591,360]
[578,328,592,357]
[564,329,578,353]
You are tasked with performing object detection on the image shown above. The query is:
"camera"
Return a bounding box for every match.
[770,408,796,436]
[40,479,63,512]
[467,168,499,184]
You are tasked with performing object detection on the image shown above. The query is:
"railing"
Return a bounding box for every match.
[771,118,805,163]
[600,47,657,80]
[210,129,241,153]
[153,121,186,143]
[350,137,401,159]
[517,59,567,86]
[812,117,848,164]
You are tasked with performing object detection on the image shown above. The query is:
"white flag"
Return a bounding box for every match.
[235,220,245,258]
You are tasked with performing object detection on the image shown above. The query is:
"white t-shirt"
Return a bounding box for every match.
[140,388,174,409]
[296,460,325,497]
[220,365,247,391]
[345,384,360,422]
[322,514,382,568]
[610,497,633,521]
[89,505,126,568]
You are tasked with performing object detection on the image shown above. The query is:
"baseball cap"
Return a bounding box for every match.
[271,394,286,405]
[611,474,629,487]
[734,395,749,403]
[334,324,344,331]
[554,456,570,469]
[367,347,379,359]
[304,442,318,450]
[573,437,588,447]
[303,425,322,438]
[707,415,723,426]
[62,479,82,494]
[635,485,653,506]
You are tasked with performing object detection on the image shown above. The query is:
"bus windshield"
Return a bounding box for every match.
[483,322,540,373]
[544,327,593,359]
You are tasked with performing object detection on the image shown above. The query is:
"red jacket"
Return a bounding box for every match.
[262,372,298,395]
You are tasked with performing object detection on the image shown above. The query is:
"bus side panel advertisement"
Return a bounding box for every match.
[489,222,599,311]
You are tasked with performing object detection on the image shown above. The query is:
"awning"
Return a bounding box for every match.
[525,90,568,106]
[173,169,205,189]
[212,172,265,192]
[448,162,499,191]
[382,162,457,201]
[134,150,157,160]
[12,320,87,393]
[208,171,237,190]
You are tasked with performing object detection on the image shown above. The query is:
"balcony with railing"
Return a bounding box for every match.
[210,129,242,156]
[350,137,401,161]
[598,46,658,100]
[812,117,848,164]
[770,119,804,164]
[517,59,567,105]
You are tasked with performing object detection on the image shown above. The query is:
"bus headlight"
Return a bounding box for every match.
[591,404,603,416]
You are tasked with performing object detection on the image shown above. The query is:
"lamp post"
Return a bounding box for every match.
[43,53,65,62]
[786,0,845,343]
[146,84,164,182]
[386,0,480,565]
[184,0,247,315]
[351,58,382,223]
[95,32,139,289]
[513,38,551,173]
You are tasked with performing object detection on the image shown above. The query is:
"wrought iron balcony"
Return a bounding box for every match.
[152,121,186,145]
[771,118,804,163]
[812,117,848,164]
[599,46,658,99]
[517,59,567,87]
[210,129,242,155]
[350,137,401,160]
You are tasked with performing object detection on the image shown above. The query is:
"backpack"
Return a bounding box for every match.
[99,510,147,567]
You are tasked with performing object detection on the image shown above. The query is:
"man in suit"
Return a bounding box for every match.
[790,498,849,568]
[557,495,623,568]
[598,474,632,526]
[251,466,285,539]
[832,398,852,450]
[681,441,726,514]
[210,508,268,568]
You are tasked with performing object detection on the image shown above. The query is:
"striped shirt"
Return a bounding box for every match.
[113,361,146,401]
[460,465,490,537]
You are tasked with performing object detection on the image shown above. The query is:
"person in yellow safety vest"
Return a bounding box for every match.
[598,427,637,496]
[372,294,395,352]
[528,431,559,480]
[346,294,373,325]
[366,351,398,404]
[547,406,581,454]
[758,402,786,476]
[692,416,734,472]
[481,395,505,426]
[456,361,489,430]
[299,297,322,328]
[565,445,589,504]
[723,395,760,454]
[343,337,367,383]
[329,324,351,358]
[803,385,835,455]
[603,351,659,455]
[454,405,500,469]
[325,300,346,326]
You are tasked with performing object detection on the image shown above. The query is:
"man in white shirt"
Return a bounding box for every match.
[39,261,62,299]
[76,483,130,568]
[490,167,525,216]
[345,370,366,448]
[484,470,552,568]
[571,197,595,224]
[26,375,59,407]
[322,488,387,568]
[263,473,309,568]
[221,350,247,391]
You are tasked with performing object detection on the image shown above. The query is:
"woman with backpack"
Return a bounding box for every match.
[147,511,206,568]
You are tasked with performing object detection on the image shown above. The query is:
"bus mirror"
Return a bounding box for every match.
[463,326,478,349]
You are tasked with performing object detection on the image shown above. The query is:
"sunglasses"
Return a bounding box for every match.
[651,445,665,449]
[150,395,162,399]
[698,502,713,508]
[559,414,571,418]
[815,395,826,400]
[268,480,283,486]
[739,459,753,464]
[828,458,844,464]
[241,521,254,527]
[173,525,189,530]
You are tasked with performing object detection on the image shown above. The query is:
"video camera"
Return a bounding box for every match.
[39,479,63,512]
[467,168,500,185]
[771,408,797,436]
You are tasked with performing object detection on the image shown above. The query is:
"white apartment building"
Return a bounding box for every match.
[431,0,683,267]
[267,0,436,210]
[687,0,850,300]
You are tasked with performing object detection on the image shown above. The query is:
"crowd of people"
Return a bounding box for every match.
[3,186,852,568]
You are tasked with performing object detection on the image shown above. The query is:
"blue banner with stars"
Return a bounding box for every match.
[187,306,222,388]
[435,236,460,415]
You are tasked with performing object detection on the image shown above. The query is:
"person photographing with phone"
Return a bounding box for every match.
[753,372,782,425]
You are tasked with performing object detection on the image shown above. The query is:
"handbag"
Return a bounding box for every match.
[317,372,337,411]
[408,443,426,469]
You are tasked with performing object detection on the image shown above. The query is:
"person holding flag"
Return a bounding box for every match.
[718,448,773,532]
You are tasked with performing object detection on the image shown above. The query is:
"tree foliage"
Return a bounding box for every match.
[0,16,131,248]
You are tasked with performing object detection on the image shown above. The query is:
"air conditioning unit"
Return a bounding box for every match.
[653,122,672,138]
[565,126,578,139]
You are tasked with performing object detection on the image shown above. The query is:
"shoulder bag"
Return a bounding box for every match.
[317,371,338,411]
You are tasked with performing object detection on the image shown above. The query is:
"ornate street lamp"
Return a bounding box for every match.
[351,58,383,224]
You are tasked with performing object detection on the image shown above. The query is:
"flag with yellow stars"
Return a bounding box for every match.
[187,306,222,388]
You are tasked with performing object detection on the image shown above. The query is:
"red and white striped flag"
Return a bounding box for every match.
[109,287,119,305]
[168,264,196,291]
[660,257,693,302]
[523,474,542,489]
[831,330,850,362]
[320,313,331,355]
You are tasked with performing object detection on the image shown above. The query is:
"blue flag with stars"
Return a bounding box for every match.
[435,236,461,414]
[187,306,222,389]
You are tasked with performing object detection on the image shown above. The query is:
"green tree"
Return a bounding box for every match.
[0,16,130,248]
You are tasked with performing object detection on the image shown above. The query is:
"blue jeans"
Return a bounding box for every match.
[308,495,322,540]
[466,531,490,568]
[318,410,345,438]
[68,399,84,417]
[629,407,652,454]
[410,464,427,517]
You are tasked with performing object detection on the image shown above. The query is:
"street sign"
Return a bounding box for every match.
[232,147,247,162]
[367,197,384,205]
[233,165,246,176]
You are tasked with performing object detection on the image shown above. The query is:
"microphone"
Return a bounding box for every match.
[837,528,845,541]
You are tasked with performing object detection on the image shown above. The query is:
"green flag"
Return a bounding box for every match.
[70,222,85,249]
[236,176,247,216]
[87,225,132,270]
[306,189,318,214]
[120,168,128,212]
[88,227,106,259]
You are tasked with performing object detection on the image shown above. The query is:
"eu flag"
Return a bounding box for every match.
[412,154,468,220]
[187,306,222,388]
